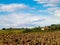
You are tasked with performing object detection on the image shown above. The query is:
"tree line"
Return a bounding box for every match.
[1,24,60,32]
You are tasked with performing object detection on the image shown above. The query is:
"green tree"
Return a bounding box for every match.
[2,28,6,30]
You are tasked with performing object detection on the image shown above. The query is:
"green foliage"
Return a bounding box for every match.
[1,24,60,33]
[23,26,41,33]
[2,28,6,30]
[23,28,32,33]
[50,24,60,30]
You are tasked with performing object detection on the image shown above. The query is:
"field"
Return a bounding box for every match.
[0,30,60,45]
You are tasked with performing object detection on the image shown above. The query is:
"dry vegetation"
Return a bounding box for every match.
[0,31,60,45]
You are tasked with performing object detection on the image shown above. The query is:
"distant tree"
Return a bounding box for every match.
[23,28,32,33]
[51,24,56,30]
[9,27,13,30]
[31,26,41,32]
[2,28,6,30]
[7,27,13,30]
[50,24,60,30]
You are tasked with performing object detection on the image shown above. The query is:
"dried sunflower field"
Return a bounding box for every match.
[0,31,60,45]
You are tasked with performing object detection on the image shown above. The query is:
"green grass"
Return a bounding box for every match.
[0,29,60,34]
[0,30,23,34]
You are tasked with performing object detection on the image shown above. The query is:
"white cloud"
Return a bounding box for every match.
[32,16,60,26]
[54,10,60,17]
[34,0,60,7]
[47,7,58,11]
[34,0,60,18]
[34,0,60,4]
[47,7,60,17]
[0,4,30,12]
[0,3,60,28]
[0,13,46,28]
[43,3,57,7]
[0,12,60,28]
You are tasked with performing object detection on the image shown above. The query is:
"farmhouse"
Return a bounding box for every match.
[41,26,50,30]
[41,27,44,31]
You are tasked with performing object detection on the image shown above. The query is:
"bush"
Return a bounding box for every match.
[2,28,6,30]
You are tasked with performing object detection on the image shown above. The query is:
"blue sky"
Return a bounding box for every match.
[0,0,60,28]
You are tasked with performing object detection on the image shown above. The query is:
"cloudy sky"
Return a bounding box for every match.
[0,0,60,28]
